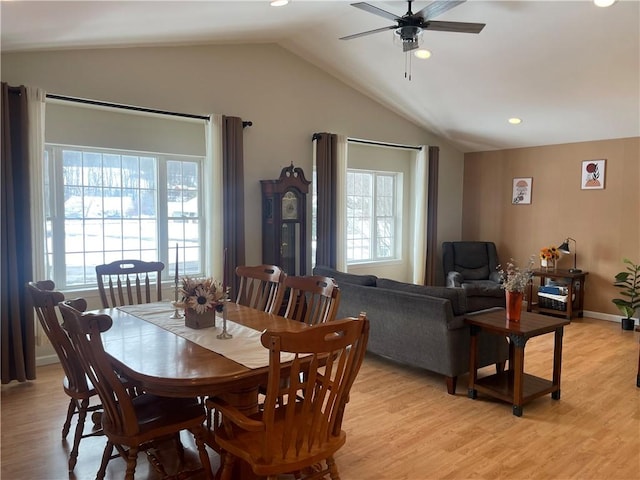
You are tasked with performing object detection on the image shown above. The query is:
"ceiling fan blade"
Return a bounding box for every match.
[339,25,397,41]
[415,0,466,20]
[350,2,400,22]
[423,20,485,34]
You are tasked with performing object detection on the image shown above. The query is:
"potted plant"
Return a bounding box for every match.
[612,258,640,331]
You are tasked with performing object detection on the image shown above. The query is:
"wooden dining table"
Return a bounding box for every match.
[100,301,308,411]
[96,301,311,479]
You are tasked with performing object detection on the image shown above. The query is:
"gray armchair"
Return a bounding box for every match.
[442,241,505,312]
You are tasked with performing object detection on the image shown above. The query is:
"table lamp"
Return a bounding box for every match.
[558,237,582,273]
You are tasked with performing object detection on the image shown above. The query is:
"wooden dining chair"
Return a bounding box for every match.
[282,275,341,325]
[95,259,165,308]
[26,281,103,472]
[208,314,369,480]
[57,302,213,480]
[235,264,287,314]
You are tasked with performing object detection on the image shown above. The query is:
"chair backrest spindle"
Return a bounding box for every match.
[96,259,165,309]
[283,275,341,325]
[235,264,287,314]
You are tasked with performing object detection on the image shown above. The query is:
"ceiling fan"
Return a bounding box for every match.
[340,0,485,52]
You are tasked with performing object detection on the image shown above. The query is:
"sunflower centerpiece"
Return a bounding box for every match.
[539,246,560,270]
[175,277,227,328]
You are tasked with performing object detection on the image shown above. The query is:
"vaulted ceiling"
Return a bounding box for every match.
[2,0,639,152]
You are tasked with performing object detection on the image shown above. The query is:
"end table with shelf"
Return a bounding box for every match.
[527,269,588,320]
[466,309,570,417]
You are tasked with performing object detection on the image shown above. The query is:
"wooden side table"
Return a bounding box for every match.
[527,269,588,320]
[466,309,570,417]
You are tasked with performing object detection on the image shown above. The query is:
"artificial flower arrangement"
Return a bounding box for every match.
[498,256,535,293]
[174,276,226,314]
[539,246,560,262]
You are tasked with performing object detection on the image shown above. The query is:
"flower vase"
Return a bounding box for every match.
[505,291,524,322]
[541,258,555,271]
[184,308,216,329]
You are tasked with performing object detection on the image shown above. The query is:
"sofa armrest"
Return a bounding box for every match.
[447,271,464,287]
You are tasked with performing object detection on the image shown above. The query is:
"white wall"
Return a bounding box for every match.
[2,43,465,361]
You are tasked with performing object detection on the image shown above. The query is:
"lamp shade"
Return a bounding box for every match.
[558,237,581,273]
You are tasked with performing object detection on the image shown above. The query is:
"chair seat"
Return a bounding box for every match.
[105,394,206,442]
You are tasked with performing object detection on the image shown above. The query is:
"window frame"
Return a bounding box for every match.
[345,168,402,265]
[44,143,206,290]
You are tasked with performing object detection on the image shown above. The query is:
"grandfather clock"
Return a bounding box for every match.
[261,164,310,276]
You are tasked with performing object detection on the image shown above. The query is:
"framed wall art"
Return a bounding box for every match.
[512,177,532,205]
[581,159,606,190]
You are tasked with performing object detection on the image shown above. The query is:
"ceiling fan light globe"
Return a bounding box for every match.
[395,25,423,40]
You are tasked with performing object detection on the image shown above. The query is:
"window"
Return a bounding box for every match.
[346,169,401,263]
[44,144,204,289]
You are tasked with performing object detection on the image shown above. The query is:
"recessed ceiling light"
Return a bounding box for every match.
[508,117,522,125]
[414,49,432,59]
[594,0,615,7]
[270,0,289,6]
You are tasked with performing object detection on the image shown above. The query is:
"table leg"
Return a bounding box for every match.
[566,280,574,320]
[551,327,564,400]
[577,276,586,317]
[509,334,526,417]
[468,325,480,399]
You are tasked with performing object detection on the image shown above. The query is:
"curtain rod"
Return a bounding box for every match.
[348,137,422,151]
[45,93,253,127]
[312,132,421,151]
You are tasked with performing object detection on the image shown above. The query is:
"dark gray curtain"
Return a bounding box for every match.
[1,83,36,384]
[222,116,246,299]
[425,146,439,285]
[314,133,338,268]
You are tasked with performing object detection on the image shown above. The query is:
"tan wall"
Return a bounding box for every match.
[463,137,640,316]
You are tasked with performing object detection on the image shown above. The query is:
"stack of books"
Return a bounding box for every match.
[537,285,570,311]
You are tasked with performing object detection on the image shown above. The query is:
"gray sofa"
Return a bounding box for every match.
[313,265,509,395]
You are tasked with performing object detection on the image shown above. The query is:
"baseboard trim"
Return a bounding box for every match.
[583,310,639,326]
[37,354,60,367]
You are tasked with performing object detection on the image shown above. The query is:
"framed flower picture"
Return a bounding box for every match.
[581,159,606,190]
[512,177,532,205]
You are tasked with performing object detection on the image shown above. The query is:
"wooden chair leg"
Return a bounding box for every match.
[62,398,77,439]
[192,428,214,479]
[219,452,236,480]
[124,446,139,480]
[327,456,340,480]
[97,441,114,480]
[496,361,506,373]
[68,398,89,471]
[445,376,457,395]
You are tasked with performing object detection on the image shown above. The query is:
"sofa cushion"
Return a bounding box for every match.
[312,265,377,287]
[376,278,467,316]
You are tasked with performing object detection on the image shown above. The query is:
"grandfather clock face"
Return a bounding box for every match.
[281,191,299,220]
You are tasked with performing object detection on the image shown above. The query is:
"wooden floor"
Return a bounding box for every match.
[2,317,639,480]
